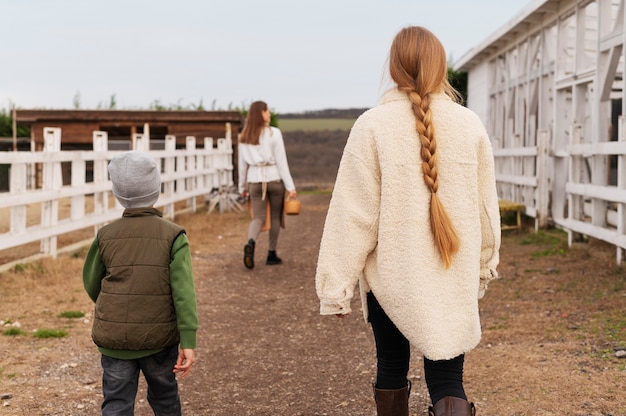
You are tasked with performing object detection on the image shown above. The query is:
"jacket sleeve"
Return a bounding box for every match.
[170,232,198,349]
[82,237,105,303]
[315,117,380,315]
[477,134,501,298]
[272,128,296,192]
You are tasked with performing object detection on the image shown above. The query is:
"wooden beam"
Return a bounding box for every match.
[15,109,243,123]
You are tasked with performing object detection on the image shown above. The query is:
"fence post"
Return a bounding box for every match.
[217,138,227,192]
[133,133,149,151]
[225,122,232,147]
[618,115,626,263]
[40,127,63,258]
[175,139,186,207]
[224,122,234,188]
[71,154,86,221]
[217,137,233,188]
[205,137,219,189]
[536,129,550,229]
[9,162,27,235]
[163,135,176,218]
[203,137,214,203]
[93,130,109,214]
[186,136,197,212]
[512,133,522,201]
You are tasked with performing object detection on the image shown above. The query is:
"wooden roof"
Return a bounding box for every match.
[14,109,244,147]
[454,0,559,71]
[15,109,243,124]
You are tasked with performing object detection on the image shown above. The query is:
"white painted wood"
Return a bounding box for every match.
[41,127,62,258]
[185,136,197,212]
[70,158,86,221]
[0,126,235,263]
[9,163,27,235]
[456,0,626,263]
[493,147,539,156]
[536,130,550,227]
[465,62,490,123]
[162,135,176,219]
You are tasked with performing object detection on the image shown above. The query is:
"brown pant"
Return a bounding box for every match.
[248,181,285,251]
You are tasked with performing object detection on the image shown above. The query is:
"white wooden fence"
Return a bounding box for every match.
[453,0,626,265]
[0,125,238,271]
[493,124,626,264]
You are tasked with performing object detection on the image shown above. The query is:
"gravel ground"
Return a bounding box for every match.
[1,193,625,415]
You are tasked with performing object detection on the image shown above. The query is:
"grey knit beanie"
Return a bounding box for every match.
[108,151,161,208]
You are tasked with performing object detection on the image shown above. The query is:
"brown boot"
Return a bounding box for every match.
[373,381,411,416]
[428,396,476,416]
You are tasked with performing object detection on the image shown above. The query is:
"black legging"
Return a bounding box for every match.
[367,292,467,405]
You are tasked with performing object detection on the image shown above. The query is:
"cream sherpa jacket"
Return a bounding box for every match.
[315,89,501,360]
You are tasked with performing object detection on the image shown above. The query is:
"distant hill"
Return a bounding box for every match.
[279,108,368,119]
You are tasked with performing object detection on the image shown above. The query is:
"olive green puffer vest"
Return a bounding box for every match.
[92,208,184,350]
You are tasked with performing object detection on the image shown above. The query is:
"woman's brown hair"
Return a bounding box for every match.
[389,26,460,268]
[240,101,268,145]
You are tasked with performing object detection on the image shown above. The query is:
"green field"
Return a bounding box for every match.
[278,118,355,132]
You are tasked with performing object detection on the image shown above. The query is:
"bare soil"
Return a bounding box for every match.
[0,193,625,416]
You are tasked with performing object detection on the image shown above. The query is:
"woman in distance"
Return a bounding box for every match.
[238,101,297,269]
[315,26,500,416]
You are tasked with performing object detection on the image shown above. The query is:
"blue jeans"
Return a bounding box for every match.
[101,344,181,416]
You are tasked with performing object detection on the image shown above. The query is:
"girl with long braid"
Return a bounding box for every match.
[316,26,500,416]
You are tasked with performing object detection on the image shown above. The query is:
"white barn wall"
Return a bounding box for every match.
[465,61,491,124]
[455,0,626,263]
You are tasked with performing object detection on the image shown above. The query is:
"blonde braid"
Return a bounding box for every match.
[408,90,460,268]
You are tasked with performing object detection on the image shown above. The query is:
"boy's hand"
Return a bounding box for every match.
[173,348,195,378]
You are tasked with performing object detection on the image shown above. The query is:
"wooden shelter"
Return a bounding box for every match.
[8,109,243,190]
[14,109,243,150]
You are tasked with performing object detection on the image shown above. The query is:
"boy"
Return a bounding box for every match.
[83,151,198,416]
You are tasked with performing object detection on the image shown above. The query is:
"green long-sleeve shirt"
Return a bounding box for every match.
[83,232,198,359]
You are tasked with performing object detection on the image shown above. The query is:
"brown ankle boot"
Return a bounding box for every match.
[428,396,476,416]
[373,381,411,416]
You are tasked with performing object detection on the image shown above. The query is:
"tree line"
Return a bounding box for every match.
[0,67,467,137]
[0,109,29,137]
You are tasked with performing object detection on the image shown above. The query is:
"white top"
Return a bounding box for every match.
[315,89,501,360]
[238,126,295,194]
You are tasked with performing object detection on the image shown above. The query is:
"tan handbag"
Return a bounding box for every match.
[284,196,301,215]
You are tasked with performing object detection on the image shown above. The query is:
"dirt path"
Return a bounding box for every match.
[1,193,625,415]
[184,193,379,416]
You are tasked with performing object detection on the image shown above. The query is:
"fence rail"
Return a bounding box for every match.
[492,124,626,264]
[0,126,237,271]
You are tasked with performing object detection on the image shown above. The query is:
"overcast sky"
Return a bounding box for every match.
[1,0,530,113]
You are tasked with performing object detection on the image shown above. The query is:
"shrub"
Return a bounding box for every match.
[2,328,26,336]
[32,329,68,338]
[58,311,85,319]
